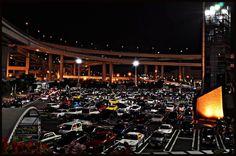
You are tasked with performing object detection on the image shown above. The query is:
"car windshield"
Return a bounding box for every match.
[124,134,138,140]
[94,134,106,140]
[114,124,124,129]
[55,109,64,112]
[152,132,164,137]
[118,109,124,113]
[154,115,162,118]
[61,124,72,130]
[160,125,170,129]
[132,106,138,109]
[69,109,76,112]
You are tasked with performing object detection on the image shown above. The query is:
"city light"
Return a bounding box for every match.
[221,9,228,15]
[128,72,132,76]
[116,74,120,77]
[75,58,82,64]
[133,60,139,67]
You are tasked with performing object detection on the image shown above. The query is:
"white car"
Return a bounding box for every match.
[147,99,155,104]
[66,107,83,117]
[82,107,100,116]
[47,103,60,109]
[130,105,141,113]
[41,132,61,143]
[117,104,131,116]
[58,120,83,134]
[41,94,49,101]
[151,114,164,123]
[119,132,145,151]
[119,99,128,104]
[177,104,185,112]
[158,124,173,135]
[21,99,30,105]
[165,104,175,112]
[51,109,68,118]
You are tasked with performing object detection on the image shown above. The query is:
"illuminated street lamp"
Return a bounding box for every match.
[76,58,82,87]
[128,72,132,77]
[133,60,140,87]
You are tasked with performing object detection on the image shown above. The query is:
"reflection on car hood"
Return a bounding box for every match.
[119,139,139,146]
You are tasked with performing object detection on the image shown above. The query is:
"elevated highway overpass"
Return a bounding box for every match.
[3,18,233,82]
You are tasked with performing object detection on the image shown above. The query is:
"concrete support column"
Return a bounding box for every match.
[161,65,164,78]
[87,66,91,76]
[178,66,182,81]
[182,67,185,79]
[102,63,106,82]
[59,55,64,81]
[109,63,113,83]
[2,46,10,79]
[144,65,148,76]
[25,52,30,75]
[48,54,52,80]
[73,63,76,76]
[154,65,158,80]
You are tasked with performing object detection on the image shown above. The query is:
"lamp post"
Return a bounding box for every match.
[133,60,139,87]
[76,58,82,88]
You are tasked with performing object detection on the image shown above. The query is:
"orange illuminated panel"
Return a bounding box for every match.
[196,86,224,120]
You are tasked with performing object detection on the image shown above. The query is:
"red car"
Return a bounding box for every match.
[87,131,117,153]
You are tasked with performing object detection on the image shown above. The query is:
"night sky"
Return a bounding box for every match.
[3,0,203,54]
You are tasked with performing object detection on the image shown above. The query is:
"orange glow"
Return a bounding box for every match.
[196,86,224,120]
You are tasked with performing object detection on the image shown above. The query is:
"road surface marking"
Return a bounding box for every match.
[197,129,200,151]
[169,130,181,152]
[164,130,177,151]
[192,129,196,150]
[215,135,220,149]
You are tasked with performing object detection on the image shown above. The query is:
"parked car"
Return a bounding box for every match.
[50,109,68,119]
[181,121,193,135]
[40,132,61,147]
[53,131,86,154]
[58,120,83,134]
[165,104,175,112]
[41,94,49,101]
[201,127,216,146]
[119,132,145,151]
[151,114,164,123]
[65,107,83,118]
[157,124,174,136]
[130,105,141,113]
[87,131,117,153]
[106,105,118,111]
[47,103,60,112]
[149,131,166,147]
[113,123,130,137]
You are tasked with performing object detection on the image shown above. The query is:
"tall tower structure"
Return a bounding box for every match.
[201,2,235,116]
[203,2,231,93]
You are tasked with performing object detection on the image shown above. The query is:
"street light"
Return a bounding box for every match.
[133,60,140,87]
[76,58,82,87]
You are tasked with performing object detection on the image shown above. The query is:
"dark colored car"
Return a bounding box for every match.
[87,131,117,153]
[149,131,166,148]
[128,124,149,136]
[182,121,193,135]
[166,111,177,124]
[54,131,86,154]
[201,128,216,146]
[113,123,129,137]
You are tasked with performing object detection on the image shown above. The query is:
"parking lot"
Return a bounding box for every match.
[15,84,234,155]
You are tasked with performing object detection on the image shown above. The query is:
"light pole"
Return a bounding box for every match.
[76,58,82,88]
[133,60,139,87]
